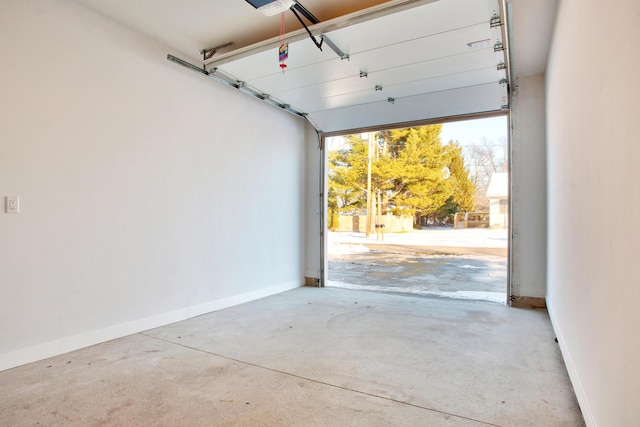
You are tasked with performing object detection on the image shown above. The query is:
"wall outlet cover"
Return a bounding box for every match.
[6,196,19,214]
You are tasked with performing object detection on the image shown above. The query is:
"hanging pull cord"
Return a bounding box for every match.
[279,11,285,46]
[279,12,288,73]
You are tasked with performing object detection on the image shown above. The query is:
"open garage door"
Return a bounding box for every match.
[323,116,510,304]
[205,0,509,134]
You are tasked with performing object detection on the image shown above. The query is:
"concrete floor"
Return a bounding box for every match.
[0,287,584,426]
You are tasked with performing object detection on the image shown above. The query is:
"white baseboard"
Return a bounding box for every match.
[547,302,596,427]
[0,280,302,372]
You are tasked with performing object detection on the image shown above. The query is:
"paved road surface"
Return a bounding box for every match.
[327,230,508,304]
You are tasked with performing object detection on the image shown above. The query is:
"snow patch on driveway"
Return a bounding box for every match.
[329,228,508,248]
[328,281,506,304]
[328,242,370,255]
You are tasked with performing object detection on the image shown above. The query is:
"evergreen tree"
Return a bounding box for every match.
[327,125,476,220]
[381,126,450,216]
[327,186,340,231]
[442,141,475,214]
[328,135,369,213]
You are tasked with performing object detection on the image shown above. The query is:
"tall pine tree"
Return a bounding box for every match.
[328,125,476,220]
[442,141,475,214]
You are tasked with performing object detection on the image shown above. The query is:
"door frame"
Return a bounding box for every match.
[318,110,512,301]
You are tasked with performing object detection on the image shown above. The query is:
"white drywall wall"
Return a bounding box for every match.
[510,74,547,299]
[0,0,313,371]
[546,0,640,425]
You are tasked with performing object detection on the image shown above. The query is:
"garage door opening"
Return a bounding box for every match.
[325,115,509,304]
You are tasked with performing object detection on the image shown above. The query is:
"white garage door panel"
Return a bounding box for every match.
[229,26,494,97]
[234,48,496,110]
[279,67,498,113]
[221,58,356,98]
[311,83,502,132]
[326,0,497,54]
[329,23,492,69]
[207,0,506,133]
[214,0,497,78]
[215,43,339,82]
[218,18,492,90]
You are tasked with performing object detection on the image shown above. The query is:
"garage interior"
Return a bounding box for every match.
[0,0,638,426]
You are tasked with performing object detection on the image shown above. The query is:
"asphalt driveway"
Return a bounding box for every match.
[327,229,508,304]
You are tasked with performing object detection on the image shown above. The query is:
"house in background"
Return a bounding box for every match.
[486,172,508,228]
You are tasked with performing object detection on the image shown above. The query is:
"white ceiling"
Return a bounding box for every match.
[73,0,557,133]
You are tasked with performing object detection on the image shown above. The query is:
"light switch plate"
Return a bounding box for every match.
[6,196,19,214]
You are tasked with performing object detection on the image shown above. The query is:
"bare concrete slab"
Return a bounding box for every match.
[0,288,584,426]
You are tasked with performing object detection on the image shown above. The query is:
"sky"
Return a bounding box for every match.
[440,115,508,146]
[326,115,508,151]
